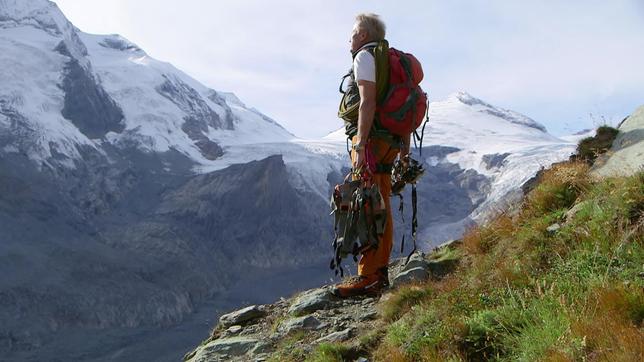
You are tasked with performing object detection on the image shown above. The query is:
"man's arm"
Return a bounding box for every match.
[354,79,377,170]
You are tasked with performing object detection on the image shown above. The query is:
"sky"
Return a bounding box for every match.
[52,0,644,139]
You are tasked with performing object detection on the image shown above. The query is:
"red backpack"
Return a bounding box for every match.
[376,46,427,137]
[338,40,427,139]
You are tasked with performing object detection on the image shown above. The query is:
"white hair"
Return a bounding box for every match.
[355,13,386,41]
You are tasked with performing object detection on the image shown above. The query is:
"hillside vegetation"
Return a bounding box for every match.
[281,140,643,361]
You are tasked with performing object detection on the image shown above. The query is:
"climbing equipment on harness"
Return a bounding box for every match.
[329,174,387,277]
[391,154,425,264]
[391,155,425,195]
[389,94,429,264]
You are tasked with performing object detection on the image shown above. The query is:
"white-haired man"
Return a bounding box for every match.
[334,13,406,297]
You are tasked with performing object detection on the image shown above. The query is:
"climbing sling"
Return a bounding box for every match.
[330,174,387,277]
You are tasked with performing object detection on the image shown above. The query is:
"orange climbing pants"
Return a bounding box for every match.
[351,136,399,276]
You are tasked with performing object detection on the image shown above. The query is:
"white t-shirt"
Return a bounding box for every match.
[352,42,377,82]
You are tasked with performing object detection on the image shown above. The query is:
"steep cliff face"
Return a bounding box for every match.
[0,148,335,361]
[57,41,125,139]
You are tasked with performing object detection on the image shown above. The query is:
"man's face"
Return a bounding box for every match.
[350,23,367,53]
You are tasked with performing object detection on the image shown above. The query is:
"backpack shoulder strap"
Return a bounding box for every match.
[352,41,390,104]
[372,40,390,104]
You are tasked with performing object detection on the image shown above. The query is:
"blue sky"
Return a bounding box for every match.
[53,0,644,138]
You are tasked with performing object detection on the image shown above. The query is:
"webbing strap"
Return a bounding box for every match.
[413,96,430,158]
[405,183,418,264]
[338,71,352,94]
[398,194,405,253]
[386,86,419,121]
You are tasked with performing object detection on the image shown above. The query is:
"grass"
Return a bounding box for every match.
[369,161,643,361]
[259,130,642,361]
[308,343,352,362]
[267,331,308,362]
[379,284,432,321]
[576,125,619,163]
[429,244,462,262]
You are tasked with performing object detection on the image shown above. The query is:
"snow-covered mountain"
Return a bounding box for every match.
[421,92,576,225]
[0,1,578,361]
[0,0,293,167]
[324,91,577,242]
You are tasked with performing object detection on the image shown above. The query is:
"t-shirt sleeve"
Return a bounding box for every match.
[353,50,376,82]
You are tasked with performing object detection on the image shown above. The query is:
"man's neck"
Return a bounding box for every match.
[356,41,378,53]
[352,41,379,57]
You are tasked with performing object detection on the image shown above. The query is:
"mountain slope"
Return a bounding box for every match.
[184,133,643,362]
[0,1,581,361]
[194,162,644,362]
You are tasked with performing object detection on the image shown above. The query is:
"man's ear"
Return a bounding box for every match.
[358,28,368,42]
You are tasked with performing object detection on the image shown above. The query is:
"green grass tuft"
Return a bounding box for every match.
[307,343,352,362]
[379,285,432,322]
[268,331,307,362]
[576,125,619,163]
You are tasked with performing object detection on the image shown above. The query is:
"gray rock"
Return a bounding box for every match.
[361,297,375,305]
[60,57,125,139]
[357,310,378,321]
[565,201,588,222]
[482,153,511,170]
[250,341,273,355]
[592,104,644,178]
[189,336,259,361]
[355,358,369,362]
[401,252,430,271]
[315,328,353,343]
[219,305,266,327]
[288,288,334,316]
[393,267,430,286]
[278,315,322,335]
[225,325,243,336]
[546,223,561,234]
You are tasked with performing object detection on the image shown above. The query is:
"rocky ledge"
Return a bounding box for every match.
[184,241,461,362]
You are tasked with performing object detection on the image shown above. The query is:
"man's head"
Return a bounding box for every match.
[350,13,386,53]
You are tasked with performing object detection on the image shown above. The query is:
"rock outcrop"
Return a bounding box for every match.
[184,244,460,362]
[592,104,644,177]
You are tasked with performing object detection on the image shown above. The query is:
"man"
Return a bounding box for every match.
[334,13,409,297]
